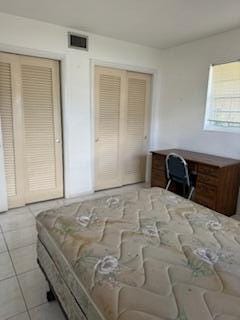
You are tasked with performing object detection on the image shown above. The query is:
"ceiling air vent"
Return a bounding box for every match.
[68,32,88,51]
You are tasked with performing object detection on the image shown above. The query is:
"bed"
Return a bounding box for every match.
[36,187,240,320]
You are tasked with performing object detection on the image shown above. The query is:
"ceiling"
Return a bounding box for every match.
[1,0,240,49]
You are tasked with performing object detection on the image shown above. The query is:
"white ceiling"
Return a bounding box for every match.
[1,0,240,49]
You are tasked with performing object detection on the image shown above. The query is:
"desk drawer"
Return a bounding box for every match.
[195,182,217,209]
[152,154,165,170]
[197,173,218,186]
[195,195,216,210]
[196,182,216,197]
[151,168,166,188]
[198,164,219,177]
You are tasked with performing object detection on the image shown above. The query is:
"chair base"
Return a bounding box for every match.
[166,179,194,200]
[188,186,195,200]
[166,180,172,190]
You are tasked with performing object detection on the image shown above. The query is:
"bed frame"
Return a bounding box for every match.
[37,258,69,319]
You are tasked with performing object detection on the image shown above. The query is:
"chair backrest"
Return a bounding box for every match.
[166,153,190,186]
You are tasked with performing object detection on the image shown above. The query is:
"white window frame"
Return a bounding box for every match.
[204,63,240,134]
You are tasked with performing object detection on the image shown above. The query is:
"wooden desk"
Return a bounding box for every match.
[151,149,240,216]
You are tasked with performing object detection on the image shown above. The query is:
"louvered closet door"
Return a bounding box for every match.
[95,66,125,190]
[123,72,151,184]
[0,53,25,208]
[20,56,63,203]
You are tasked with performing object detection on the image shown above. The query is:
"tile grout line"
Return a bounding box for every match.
[0,208,33,221]
[6,300,61,320]
[27,205,35,217]
[0,266,39,284]
[3,241,37,253]
[8,242,37,253]
[2,223,37,234]
[1,228,32,320]
[0,273,16,283]
[2,221,37,233]
[0,209,36,234]
[6,310,30,320]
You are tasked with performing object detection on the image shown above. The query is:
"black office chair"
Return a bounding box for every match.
[165,153,195,200]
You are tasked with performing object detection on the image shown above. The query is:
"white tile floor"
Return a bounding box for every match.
[0,183,145,320]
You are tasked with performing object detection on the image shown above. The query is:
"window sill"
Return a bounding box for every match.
[204,125,240,134]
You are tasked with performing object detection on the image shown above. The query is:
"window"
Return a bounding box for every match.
[204,61,240,133]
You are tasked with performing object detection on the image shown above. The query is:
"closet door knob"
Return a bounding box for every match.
[55,139,60,143]
[95,138,99,142]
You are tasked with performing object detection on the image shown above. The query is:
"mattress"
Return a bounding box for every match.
[36,187,240,320]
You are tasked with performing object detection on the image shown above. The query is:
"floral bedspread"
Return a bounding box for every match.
[36,188,240,320]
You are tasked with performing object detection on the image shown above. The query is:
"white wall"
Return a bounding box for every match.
[0,12,162,199]
[159,28,240,214]
[158,28,240,160]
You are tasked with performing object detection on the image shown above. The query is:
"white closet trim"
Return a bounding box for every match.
[0,117,8,212]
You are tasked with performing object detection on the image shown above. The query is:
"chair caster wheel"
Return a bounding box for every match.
[47,290,56,302]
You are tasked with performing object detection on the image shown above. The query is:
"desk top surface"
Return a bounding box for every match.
[152,149,240,167]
